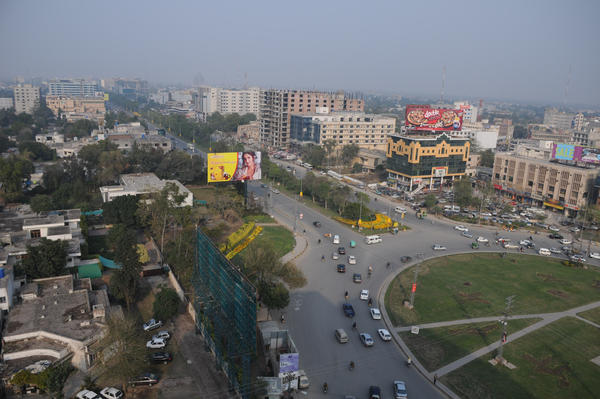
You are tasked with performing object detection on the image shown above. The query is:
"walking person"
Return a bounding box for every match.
[434,374,438,385]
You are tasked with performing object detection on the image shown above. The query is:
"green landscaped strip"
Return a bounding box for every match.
[400,318,541,371]
[243,214,275,223]
[578,307,600,325]
[232,226,295,261]
[442,317,600,399]
[386,253,600,326]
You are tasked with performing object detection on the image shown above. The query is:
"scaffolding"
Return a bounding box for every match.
[192,228,257,398]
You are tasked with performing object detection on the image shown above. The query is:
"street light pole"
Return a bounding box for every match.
[497,295,515,361]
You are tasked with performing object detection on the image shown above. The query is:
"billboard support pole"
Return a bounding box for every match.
[244,180,248,209]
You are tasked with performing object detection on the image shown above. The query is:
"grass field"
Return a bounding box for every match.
[400,318,541,371]
[442,317,600,399]
[385,253,600,326]
[234,225,295,260]
[243,213,276,223]
[578,307,600,325]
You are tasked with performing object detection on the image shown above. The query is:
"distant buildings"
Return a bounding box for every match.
[289,111,395,151]
[101,78,148,96]
[196,86,260,116]
[237,121,260,144]
[543,108,576,130]
[260,89,363,149]
[454,101,479,123]
[13,84,40,114]
[99,173,193,206]
[48,79,100,97]
[0,97,13,110]
[45,95,106,123]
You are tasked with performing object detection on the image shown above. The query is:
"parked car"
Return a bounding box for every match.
[129,373,159,386]
[152,331,170,341]
[377,328,392,341]
[360,333,374,347]
[343,303,355,317]
[76,390,100,399]
[570,255,586,263]
[100,387,123,399]
[393,380,408,399]
[150,351,172,364]
[146,338,166,349]
[538,248,551,256]
[348,255,357,265]
[337,264,346,273]
[549,247,562,254]
[99,387,123,399]
[143,319,162,332]
[549,225,560,232]
[370,308,382,320]
[360,289,369,300]
[559,239,572,245]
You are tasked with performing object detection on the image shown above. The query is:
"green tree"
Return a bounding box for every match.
[259,281,289,310]
[18,141,56,161]
[301,144,326,167]
[341,144,360,165]
[30,194,55,213]
[323,139,337,168]
[480,149,495,168]
[0,156,34,194]
[19,239,68,279]
[454,178,473,208]
[424,193,437,209]
[103,195,139,227]
[62,119,98,139]
[97,315,147,389]
[98,150,127,184]
[108,225,141,310]
[352,163,363,173]
[152,288,180,321]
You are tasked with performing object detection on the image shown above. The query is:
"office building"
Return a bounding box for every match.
[290,111,395,151]
[0,98,13,110]
[48,79,99,97]
[46,96,106,123]
[528,124,571,142]
[101,78,148,95]
[543,108,576,130]
[260,89,363,149]
[195,86,260,116]
[386,132,470,192]
[492,152,598,215]
[13,84,40,114]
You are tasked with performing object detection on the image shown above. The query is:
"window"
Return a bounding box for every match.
[30,229,41,238]
[528,181,534,187]
[0,297,5,304]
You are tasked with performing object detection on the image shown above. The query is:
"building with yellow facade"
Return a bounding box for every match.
[386,133,470,191]
[46,95,106,123]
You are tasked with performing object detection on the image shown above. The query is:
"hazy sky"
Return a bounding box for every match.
[1,0,599,106]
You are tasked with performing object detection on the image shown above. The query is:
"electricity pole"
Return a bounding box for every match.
[497,295,515,361]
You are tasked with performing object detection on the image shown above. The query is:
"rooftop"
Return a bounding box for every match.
[496,152,600,171]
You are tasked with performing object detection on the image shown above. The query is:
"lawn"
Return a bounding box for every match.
[385,253,600,326]
[578,307,600,325]
[442,317,600,399]
[233,225,296,260]
[400,318,541,371]
[243,213,276,223]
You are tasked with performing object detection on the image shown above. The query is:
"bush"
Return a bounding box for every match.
[153,288,181,321]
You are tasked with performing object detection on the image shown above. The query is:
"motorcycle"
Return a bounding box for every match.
[322,383,328,393]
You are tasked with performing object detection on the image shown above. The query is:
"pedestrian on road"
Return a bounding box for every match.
[434,374,438,385]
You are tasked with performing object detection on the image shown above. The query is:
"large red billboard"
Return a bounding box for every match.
[405,105,463,131]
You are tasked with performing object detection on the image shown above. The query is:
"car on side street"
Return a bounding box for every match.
[559,239,572,245]
[570,254,586,263]
[360,333,374,347]
[76,390,100,399]
[549,225,560,232]
[462,231,474,238]
[549,247,562,254]
[129,373,159,387]
[538,248,551,256]
[454,225,468,231]
[477,236,489,243]
[100,387,123,399]
[377,328,392,341]
[590,252,600,259]
[549,233,563,239]
[143,319,162,332]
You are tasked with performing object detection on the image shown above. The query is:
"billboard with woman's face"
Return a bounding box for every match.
[207,151,262,183]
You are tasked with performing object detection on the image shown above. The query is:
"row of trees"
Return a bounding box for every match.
[300,142,360,171]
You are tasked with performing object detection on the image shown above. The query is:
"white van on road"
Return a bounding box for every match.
[364,235,382,244]
[332,234,340,244]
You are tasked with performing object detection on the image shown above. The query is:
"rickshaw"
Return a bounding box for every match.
[350,240,356,248]
[471,242,479,249]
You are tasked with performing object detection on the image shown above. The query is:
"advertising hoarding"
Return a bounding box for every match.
[552,143,600,164]
[405,105,463,131]
[207,151,262,183]
[279,353,299,373]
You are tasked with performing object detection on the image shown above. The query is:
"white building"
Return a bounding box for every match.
[99,173,193,207]
[35,132,65,145]
[48,79,100,97]
[454,101,479,123]
[13,84,40,114]
[196,86,260,116]
[0,97,13,110]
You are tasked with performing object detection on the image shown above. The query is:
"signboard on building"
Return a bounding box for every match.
[552,143,600,165]
[405,105,463,131]
[432,167,447,177]
[207,151,262,183]
[279,353,299,373]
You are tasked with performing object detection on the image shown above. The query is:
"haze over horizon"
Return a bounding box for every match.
[1,0,599,106]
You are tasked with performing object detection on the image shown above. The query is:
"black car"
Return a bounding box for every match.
[400,256,412,263]
[353,273,362,283]
[313,221,322,228]
[150,352,172,364]
[129,373,159,386]
[342,303,355,317]
[369,385,382,399]
[338,247,346,255]
[549,233,563,239]
[337,264,346,273]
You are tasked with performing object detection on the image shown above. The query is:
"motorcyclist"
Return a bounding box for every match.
[368,298,373,307]
[352,321,357,329]
[318,238,321,244]
[349,361,355,370]
[407,357,412,366]
[322,382,328,393]
[344,291,349,300]
[321,255,325,262]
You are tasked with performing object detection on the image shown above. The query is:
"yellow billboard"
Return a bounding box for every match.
[207,151,262,183]
[103,93,109,101]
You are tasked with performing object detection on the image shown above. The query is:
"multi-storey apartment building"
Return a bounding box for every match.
[46,96,106,123]
[290,111,395,151]
[260,90,363,149]
[196,87,260,116]
[48,79,99,97]
[13,84,40,114]
[492,152,599,215]
[543,108,576,130]
[0,98,13,110]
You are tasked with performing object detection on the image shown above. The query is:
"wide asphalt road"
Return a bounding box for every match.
[249,179,597,399]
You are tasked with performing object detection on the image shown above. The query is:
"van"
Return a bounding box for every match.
[333,234,340,244]
[335,328,349,343]
[364,235,382,245]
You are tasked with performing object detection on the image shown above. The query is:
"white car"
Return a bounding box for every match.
[333,234,340,244]
[432,244,446,250]
[454,225,468,232]
[570,255,586,263]
[377,328,392,341]
[519,240,532,246]
[503,243,519,249]
[477,236,489,243]
[370,308,382,320]
[549,225,560,232]
[394,206,407,213]
[76,391,100,399]
[549,247,562,254]
[332,252,339,260]
[146,338,166,349]
[538,248,551,256]
[559,239,572,245]
[348,255,357,265]
[462,231,474,238]
[570,227,581,232]
[360,289,369,300]
[100,387,124,399]
[153,330,170,341]
[589,252,600,259]
[143,318,162,331]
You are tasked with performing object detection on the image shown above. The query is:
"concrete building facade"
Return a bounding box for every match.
[289,111,395,151]
[492,152,599,214]
[13,84,40,114]
[99,173,193,207]
[48,79,99,97]
[543,108,576,130]
[260,89,363,149]
[0,97,13,110]
[196,87,260,116]
[46,96,106,123]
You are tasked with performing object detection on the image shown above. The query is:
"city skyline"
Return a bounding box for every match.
[1,0,599,106]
